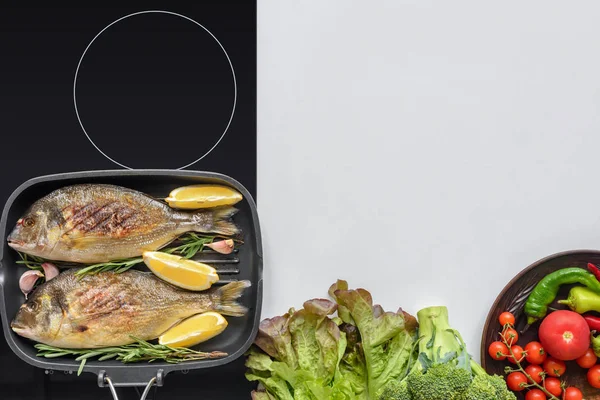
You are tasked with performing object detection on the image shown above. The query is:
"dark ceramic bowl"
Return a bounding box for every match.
[481,250,600,399]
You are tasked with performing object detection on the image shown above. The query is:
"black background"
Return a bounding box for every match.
[0,2,256,399]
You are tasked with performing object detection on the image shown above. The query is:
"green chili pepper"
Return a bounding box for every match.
[592,331,600,357]
[524,267,600,325]
[558,286,600,314]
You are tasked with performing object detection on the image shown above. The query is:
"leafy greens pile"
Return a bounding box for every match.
[245,280,419,400]
[245,280,514,400]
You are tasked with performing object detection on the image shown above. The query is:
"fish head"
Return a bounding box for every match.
[11,288,64,343]
[7,202,62,258]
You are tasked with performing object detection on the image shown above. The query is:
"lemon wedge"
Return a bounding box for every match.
[142,252,219,291]
[165,184,243,209]
[159,312,228,348]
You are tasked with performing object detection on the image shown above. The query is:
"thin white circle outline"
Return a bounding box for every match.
[73,10,238,170]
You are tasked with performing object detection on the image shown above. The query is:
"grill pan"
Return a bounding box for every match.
[0,169,263,394]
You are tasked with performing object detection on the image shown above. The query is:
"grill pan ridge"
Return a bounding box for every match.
[0,169,263,387]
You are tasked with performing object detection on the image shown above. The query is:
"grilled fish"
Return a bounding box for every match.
[10,269,250,348]
[7,183,240,264]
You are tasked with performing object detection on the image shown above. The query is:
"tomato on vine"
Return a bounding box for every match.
[507,371,528,392]
[524,341,547,365]
[499,311,515,327]
[508,345,525,364]
[575,348,597,369]
[587,365,600,389]
[525,389,547,400]
[564,387,583,400]
[488,341,508,361]
[543,357,566,377]
[543,377,562,397]
[502,327,519,346]
[524,364,544,384]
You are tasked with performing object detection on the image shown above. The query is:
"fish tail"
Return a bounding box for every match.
[213,280,251,316]
[205,206,241,236]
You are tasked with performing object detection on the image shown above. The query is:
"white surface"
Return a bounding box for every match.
[257,0,600,361]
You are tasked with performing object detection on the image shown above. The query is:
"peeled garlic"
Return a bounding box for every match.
[41,263,59,281]
[19,270,43,298]
[205,239,235,254]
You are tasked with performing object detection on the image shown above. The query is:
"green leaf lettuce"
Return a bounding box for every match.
[245,281,418,399]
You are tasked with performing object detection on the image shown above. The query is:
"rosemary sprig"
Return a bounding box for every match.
[15,252,45,270]
[16,233,220,278]
[73,233,216,277]
[74,257,144,277]
[162,233,216,259]
[34,336,228,376]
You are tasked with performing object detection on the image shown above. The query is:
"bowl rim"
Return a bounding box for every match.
[0,168,263,386]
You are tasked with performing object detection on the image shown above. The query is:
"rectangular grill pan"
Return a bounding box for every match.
[0,169,263,391]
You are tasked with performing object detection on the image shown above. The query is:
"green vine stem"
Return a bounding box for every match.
[499,326,560,399]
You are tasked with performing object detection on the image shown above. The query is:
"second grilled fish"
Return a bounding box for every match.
[11,268,250,348]
[7,183,240,264]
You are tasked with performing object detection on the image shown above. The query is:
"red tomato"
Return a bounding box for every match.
[488,341,508,361]
[507,371,528,392]
[543,377,563,397]
[499,311,515,326]
[502,327,519,346]
[564,387,583,400]
[508,345,525,364]
[525,389,547,400]
[538,310,590,360]
[587,365,600,388]
[575,347,597,369]
[543,357,567,377]
[524,364,544,384]
[524,341,547,365]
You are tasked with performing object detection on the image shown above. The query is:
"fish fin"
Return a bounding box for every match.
[69,309,116,325]
[213,280,251,316]
[205,207,241,236]
[66,234,119,249]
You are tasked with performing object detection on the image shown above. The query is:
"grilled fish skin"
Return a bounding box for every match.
[6,184,240,264]
[10,269,250,348]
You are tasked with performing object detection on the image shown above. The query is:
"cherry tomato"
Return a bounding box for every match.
[499,311,515,327]
[538,310,590,361]
[502,327,519,346]
[564,387,583,400]
[507,371,528,392]
[543,357,566,377]
[543,377,563,397]
[587,364,600,388]
[508,345,525,364]
[524,341,547,365]
[576,347,597,369]
[525,388,547,400]
[524,364,544,384]
[488,341,508,361]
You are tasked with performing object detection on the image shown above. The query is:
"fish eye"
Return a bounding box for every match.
[23,217,35,227]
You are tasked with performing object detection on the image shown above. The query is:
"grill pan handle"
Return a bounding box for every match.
[98,369,165,400]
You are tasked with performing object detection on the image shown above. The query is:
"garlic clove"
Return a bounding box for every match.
[19,270,44,299]
[205,239,235,254]
[41,262,59,281]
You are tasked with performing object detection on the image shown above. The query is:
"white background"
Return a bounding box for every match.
[257,1,600,362]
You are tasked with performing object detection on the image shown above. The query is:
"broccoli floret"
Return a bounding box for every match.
[403,307,517,400]
[458,374,499,400]
[406,363,471,400]
[459,361,516,400]
[377,379,411,400]
[408,307,466,375]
